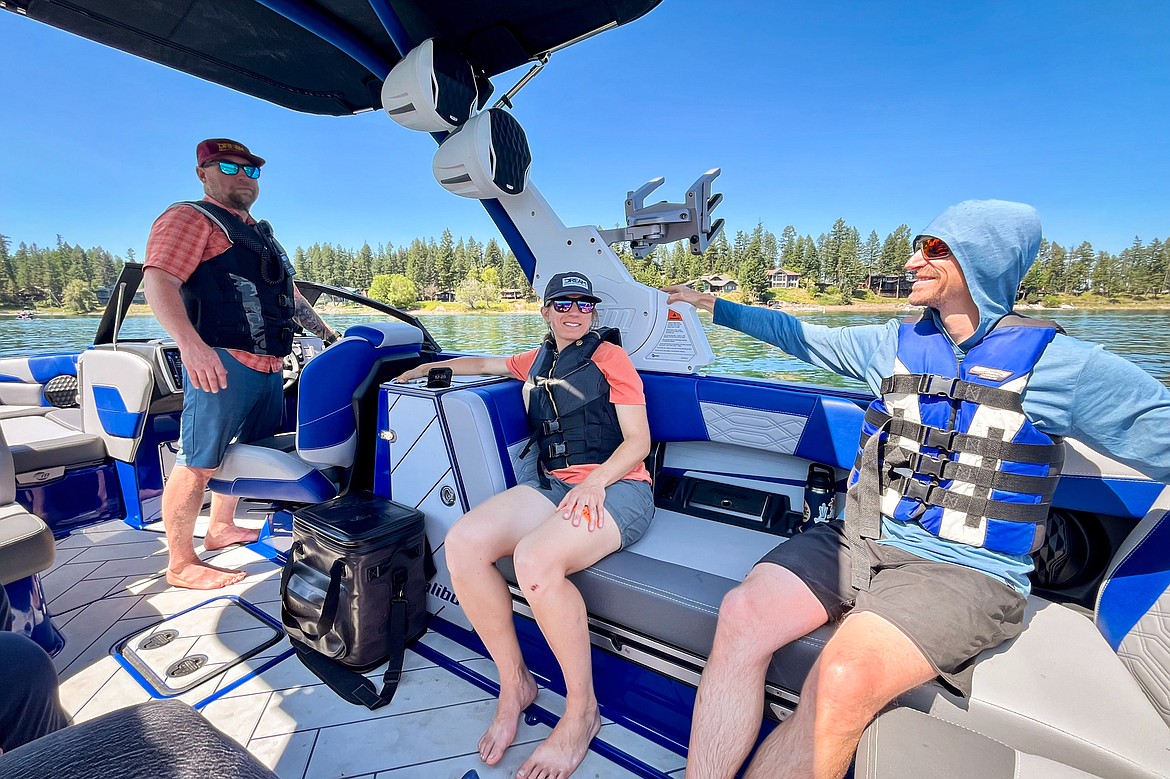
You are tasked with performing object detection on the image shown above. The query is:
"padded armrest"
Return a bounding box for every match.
[0,699,279,779]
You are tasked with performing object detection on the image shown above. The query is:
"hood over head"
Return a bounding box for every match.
[914,199,1041,344]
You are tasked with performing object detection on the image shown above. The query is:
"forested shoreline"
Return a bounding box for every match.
[3,219,1167,314]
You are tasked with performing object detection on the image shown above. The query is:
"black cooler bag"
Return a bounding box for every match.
[281,491,429,709]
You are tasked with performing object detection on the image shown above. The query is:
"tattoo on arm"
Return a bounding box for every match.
[293,296,335,341]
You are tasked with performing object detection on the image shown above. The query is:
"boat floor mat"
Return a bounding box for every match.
[111,595,283,696]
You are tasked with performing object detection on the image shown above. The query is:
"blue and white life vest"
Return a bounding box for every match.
[849,314,1064,555]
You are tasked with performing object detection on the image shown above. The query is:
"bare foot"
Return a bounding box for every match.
[203,525,261,551]
[479,671,539,766]
[516,708,601,779]
[166,560,247,589]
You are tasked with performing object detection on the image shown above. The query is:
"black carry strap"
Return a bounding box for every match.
[289,583,409,711]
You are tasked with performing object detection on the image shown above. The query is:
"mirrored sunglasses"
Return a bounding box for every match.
[915,236,951,260]
[205,161,261,179]
[550,299,596,314]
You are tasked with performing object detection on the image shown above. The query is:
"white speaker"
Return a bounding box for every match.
[381,38,480,132]
[432,108,531,199]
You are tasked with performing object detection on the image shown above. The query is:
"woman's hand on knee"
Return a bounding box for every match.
[558,480,607,531]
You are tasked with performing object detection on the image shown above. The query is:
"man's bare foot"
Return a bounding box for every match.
[166,560,247,589]
[478,671,539,766]
[516,707,601,779]
[203,524,261,551]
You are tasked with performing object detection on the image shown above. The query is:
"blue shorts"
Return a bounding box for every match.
[520,474,655,549]
[176,349,284,469]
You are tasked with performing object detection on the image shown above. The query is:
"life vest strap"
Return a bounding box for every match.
[863,408,1064,465]
[880,373,1024,413]
[893,473,1051,524]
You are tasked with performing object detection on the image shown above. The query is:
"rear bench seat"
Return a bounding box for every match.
[0,354,79,420]
[441,375,1170,779]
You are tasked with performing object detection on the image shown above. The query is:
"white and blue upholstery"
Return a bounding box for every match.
[0,354,79,422]
[1096,486,1170,726]
[209,322,424,503]
[78,349,154,463]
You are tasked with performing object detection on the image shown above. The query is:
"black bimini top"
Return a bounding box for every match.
[9,0,663,115]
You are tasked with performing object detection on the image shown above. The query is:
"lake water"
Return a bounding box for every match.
[3,309,1169,390]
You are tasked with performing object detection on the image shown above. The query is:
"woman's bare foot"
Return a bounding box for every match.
[203,524,261,551]
[479,671,539,766]
[166,560,247,589]
[516,707,601,779]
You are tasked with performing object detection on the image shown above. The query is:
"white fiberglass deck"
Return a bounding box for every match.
[42,519,686,778]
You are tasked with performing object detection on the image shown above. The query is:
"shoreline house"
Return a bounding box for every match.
[767,268,802,289]
[864,273,914,298]
[693,274,739,294]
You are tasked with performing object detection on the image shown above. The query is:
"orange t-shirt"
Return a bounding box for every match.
[506,341,651,485]
[144,197,283,373]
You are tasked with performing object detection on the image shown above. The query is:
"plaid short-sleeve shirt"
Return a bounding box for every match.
[145,197,283,373]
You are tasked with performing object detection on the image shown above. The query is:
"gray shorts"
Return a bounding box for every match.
[520,474,655,549]
[758,520,1026,697]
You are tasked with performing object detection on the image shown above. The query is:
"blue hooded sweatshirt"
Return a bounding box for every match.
[713,199,1170,592]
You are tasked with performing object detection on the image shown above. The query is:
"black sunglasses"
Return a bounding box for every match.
[204,160,261,179]
[550,299,596,313]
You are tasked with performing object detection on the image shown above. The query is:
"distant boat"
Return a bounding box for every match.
[15,310,35,321]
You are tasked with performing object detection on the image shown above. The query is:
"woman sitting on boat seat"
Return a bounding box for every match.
[392,271,653,779]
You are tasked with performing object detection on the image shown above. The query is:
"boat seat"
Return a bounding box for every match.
[0,412,106,474]
[0,426,54,585]
[0,405,51,420]
[452,378,1170,779]
[210,322,424,503]
[855,707,1101,778]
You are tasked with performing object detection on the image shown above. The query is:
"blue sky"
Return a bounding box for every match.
[2,1,1167,260]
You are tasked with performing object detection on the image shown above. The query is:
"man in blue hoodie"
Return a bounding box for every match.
[664,200,1170,779]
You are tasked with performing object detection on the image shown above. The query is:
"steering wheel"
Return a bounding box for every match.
[282,345,302,391]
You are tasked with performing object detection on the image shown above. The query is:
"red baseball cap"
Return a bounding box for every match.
[196,138,265,167]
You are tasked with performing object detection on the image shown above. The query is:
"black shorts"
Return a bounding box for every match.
[758,520,1027,696]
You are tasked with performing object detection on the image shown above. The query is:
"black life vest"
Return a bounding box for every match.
[523,328,626,479]
[175,200,296,357]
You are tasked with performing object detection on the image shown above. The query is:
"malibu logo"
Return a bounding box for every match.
[429,580,460,606]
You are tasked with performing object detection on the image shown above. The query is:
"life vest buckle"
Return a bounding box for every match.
[918,425,957,452]
[910,451,949,479]
[547,442,568,459]
[901,477,937,514]
[541,419,562,435]
[918,375,959,398]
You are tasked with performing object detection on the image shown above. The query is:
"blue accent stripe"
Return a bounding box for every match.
[253,0,394,77]
[482,198,538,283]
[1097,510,1170,650]
[28,354,79,383]
[1053,474,1162,520]
[208,472,337,503]
[116,459,145,529]
[93,385,146,438]
[795,396,866,470]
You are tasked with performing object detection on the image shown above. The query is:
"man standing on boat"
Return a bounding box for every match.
[145,138,339,590]
[664,200,1170,779]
